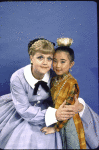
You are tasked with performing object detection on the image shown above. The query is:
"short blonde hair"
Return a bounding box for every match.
[28,39,55,56]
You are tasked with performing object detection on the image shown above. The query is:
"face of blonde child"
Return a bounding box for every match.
[30,52,53,79]
[53,51,74,76]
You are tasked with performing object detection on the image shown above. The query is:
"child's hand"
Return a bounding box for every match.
[41,127,56,135]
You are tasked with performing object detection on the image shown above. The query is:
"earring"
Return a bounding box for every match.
[30,60,33,65]
[70,68,72,72]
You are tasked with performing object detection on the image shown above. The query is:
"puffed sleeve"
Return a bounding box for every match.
[10,75,46,125]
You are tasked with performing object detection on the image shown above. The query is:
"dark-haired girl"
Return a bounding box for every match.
[41,39,86,149]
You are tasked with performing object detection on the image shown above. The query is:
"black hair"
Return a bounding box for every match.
[55,46,75,62]
[28,38,55,53]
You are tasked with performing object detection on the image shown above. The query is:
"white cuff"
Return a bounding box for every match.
[45,107,58,127]
[78,97,85,117]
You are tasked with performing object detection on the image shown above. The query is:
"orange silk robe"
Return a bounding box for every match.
[50,73,86,149]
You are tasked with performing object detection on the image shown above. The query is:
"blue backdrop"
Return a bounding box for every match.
[0,1,98,114]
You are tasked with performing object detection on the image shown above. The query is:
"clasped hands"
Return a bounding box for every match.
[41,95,84,135]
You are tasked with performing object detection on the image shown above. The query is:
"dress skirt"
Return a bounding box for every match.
[0,94,62,149]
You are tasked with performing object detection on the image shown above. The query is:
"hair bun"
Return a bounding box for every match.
[57,38,73,47]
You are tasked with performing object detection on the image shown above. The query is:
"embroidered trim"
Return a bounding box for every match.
[53,76,72,105]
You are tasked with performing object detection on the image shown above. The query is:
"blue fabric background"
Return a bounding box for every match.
[0,1,98,114]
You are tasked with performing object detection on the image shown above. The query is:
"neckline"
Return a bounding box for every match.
[24,64,50,89]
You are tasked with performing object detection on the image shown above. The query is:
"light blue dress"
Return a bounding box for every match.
[0,65,99,149]
[0,64,62,149]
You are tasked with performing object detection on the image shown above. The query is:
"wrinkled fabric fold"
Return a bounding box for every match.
[0,66,62,149]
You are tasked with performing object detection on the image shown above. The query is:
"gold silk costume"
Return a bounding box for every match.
[50,73,86,149]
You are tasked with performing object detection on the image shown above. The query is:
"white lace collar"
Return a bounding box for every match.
[24,64,50,89]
